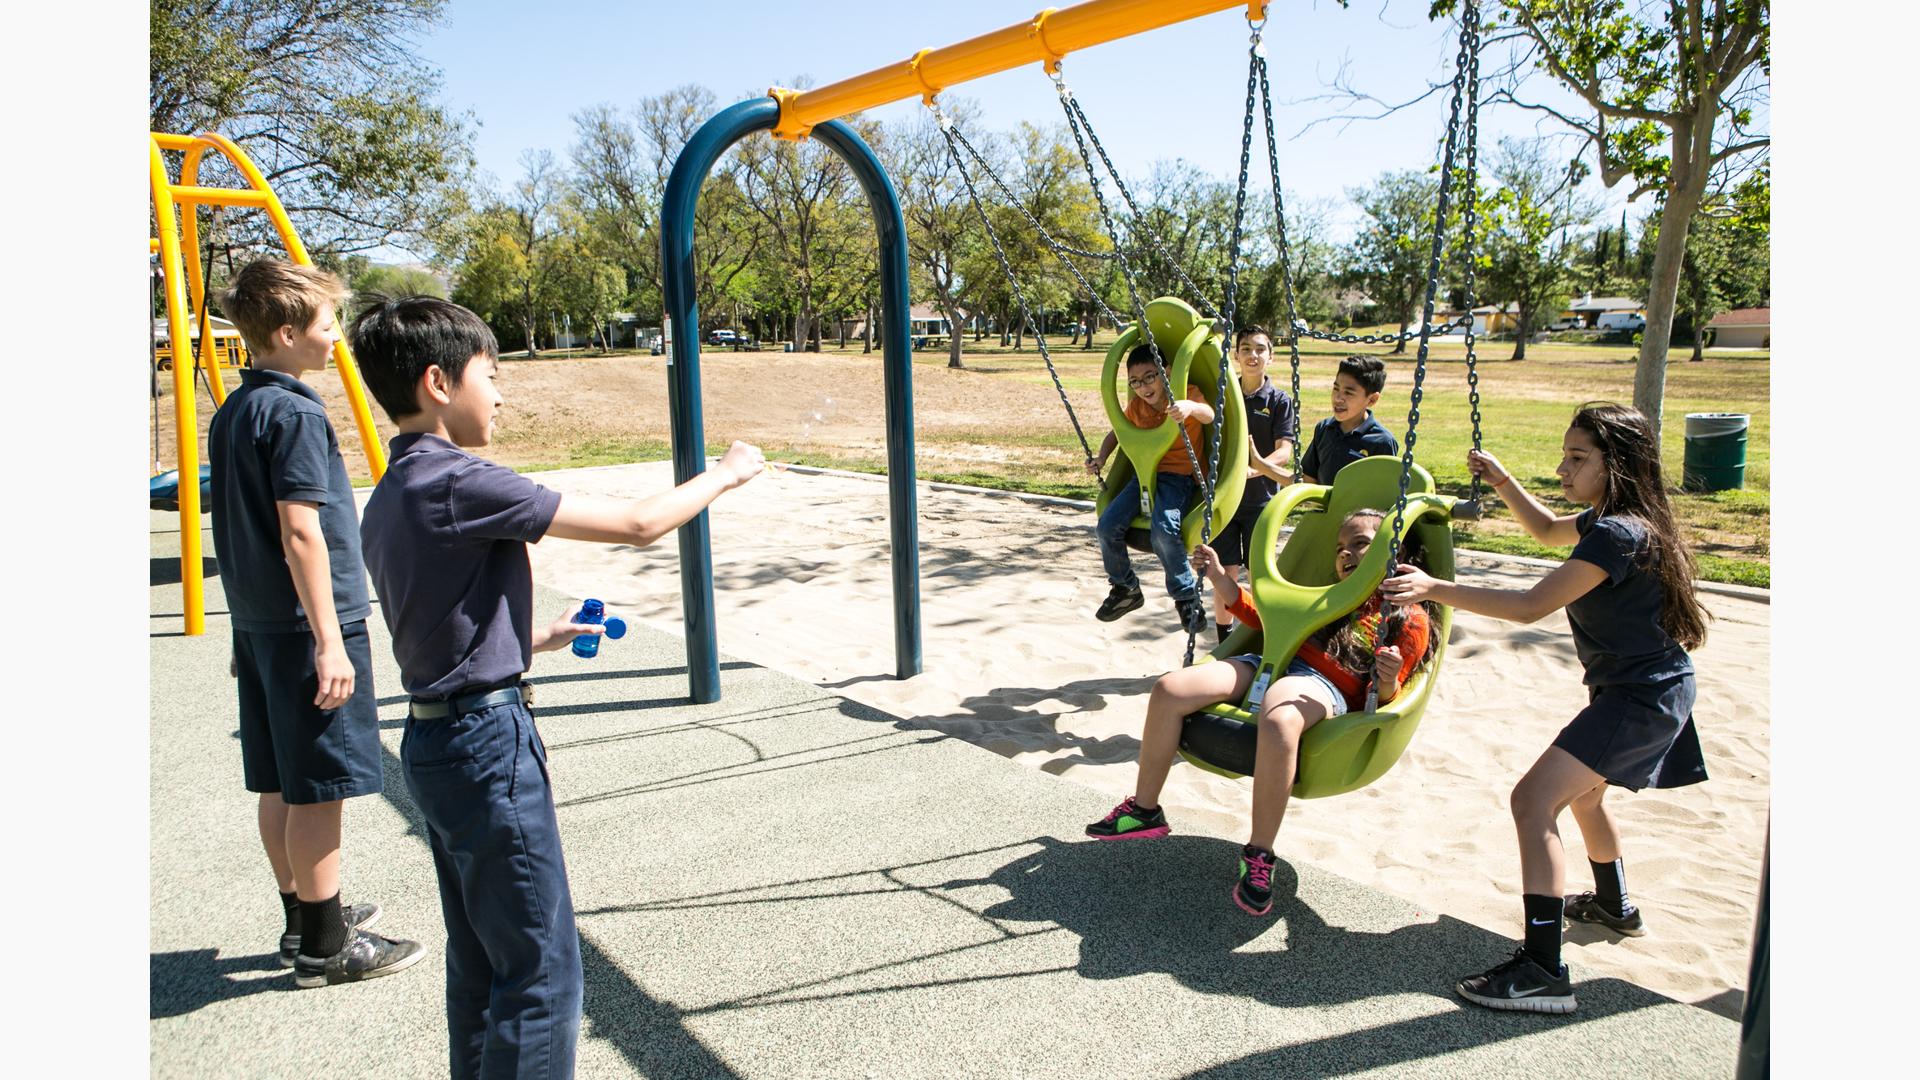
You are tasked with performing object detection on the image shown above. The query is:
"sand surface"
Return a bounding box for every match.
[528,461,1769,1014]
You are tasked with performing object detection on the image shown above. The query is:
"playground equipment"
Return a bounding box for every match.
[660,0,1488,710]
[149,130,387,635]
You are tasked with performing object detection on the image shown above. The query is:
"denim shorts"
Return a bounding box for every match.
[1225,654,1350,717]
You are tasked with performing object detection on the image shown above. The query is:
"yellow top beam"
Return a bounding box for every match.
[770,0,1267,139]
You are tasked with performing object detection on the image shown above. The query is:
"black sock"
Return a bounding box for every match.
[279,891,300,936]
[1215,622,1232,644]
[1522,893,1563,972]
[1591,858,1634,917]
[299,894,348,959]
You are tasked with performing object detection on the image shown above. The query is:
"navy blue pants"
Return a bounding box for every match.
[403,700,581,1079]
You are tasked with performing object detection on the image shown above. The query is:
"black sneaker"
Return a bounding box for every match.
[293,927,428,989]
[1095,584,1145,622]
[1456,948,1577,1014]
[1175,597,1207,635]
[1564,892,1647,937]
[277,901,384,968]
[1085,796,1171,840]
[1232,845,1276,916]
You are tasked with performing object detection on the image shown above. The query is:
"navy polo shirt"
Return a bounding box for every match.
[207,367,372,633]
[1238,377,1299,515]
[1566,509,1694,687]
[360,433,562,698]
[1300,412,1398,483]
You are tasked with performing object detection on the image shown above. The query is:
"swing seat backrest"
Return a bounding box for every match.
[1094,297,1247,550]
[1178,455,1457,798]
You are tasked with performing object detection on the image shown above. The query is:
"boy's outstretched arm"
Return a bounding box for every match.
[546,441,766,546]
[278,500,352,710]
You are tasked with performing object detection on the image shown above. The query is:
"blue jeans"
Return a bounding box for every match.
[1098,471,1198,600]
[404,700,581,1080]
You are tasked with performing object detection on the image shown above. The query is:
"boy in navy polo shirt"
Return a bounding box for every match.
[209,258,426,988]
[352,296,765,1080]
[1298,354,1398,485]
[1206,325,1299,642]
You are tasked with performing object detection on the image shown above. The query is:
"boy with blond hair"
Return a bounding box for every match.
[209,257,425,987]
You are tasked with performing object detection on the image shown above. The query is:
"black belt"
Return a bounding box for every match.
[409,681,531,720]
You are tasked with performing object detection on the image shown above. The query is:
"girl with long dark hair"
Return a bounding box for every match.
[1383,401,1710,1015]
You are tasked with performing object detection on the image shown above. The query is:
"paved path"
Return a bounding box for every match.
[150,514,1739,1078]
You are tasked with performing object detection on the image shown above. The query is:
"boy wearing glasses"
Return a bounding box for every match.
[1086,344,1215,632]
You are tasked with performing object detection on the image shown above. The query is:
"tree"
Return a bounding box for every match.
[734,100,881,352]
[887,108,989,368]
[448,151,574,355]
[1342,171,1442,353]
[150,0,474,256]
[1651,167,1768,360]
[569,85,761,327]
[1443,0,1769,438]
[1478,138,1600,359]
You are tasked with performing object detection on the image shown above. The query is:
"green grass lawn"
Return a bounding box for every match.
[815,331,1770,586]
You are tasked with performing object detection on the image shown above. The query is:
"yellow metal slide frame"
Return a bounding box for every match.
[150,131,388,636]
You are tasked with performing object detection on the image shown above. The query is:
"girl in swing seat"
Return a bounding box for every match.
[1086,508,1437,918]
[1381,401,1709,1015]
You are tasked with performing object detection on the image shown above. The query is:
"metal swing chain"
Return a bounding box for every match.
[1052,70,1210,494]
[192,206,226,406]
[1053,68,1227,666]
[1247,23,1310,482]
[1380,0,1481,617]
[930,99,1102,475]
[1456,16,1488,510]
[935,113,1123,325]
[1057,90,1224,320]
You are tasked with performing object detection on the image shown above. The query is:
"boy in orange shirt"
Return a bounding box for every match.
[1087,344,1215,632]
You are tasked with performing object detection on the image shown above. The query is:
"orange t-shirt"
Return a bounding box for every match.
[1124,385,1209,477]
[1223,586,1430,711]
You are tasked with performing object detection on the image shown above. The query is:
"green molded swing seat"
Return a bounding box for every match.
[1095,297,1247,553]
[1177,455,1457,799]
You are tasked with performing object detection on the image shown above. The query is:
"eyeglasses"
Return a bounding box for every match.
[1125,375,1163,390]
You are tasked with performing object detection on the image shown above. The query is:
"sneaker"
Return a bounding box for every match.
[1455,948,1577,1014]
[277,901,384,968]
[1095,584,1145,622]
[1563,892,1647,937]
[1084,796,1171,840]
[1232,845,1276,916]
[293,927,428,989]
[1175,597,1207,635]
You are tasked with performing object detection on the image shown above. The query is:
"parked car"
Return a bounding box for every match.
[707,329,740,346]
[1548,316,1583,331]
[1596,311,1646,333]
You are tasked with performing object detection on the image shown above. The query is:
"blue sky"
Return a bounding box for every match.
[417,0,1654,242]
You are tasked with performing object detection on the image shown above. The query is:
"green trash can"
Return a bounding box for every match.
[1682,412,1748,492]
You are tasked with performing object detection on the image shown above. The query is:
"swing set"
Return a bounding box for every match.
[148,130,388,636]
[667,0,1491,800]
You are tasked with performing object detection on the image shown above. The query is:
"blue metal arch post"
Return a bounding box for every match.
[659,97,922,703]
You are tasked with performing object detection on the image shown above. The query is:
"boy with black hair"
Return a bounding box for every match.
[353,295,765,1080]
[1087,343,1215,633]
[1298,354,1398,485]
[209,257,426,988]
[1206,325,1298,643]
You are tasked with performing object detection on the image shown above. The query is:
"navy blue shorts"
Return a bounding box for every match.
[1210,508,1266,568]
[1552,674,1708,792]
[234,619,383,804]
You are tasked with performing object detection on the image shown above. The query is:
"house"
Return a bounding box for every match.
[1434,302,1522,335]
[1706,307,1769,349]
[843,302,974,342]
[153,315,249,369]
[1560,294,1646,329]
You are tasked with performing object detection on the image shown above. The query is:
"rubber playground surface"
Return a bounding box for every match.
[150,503,1744,1077]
